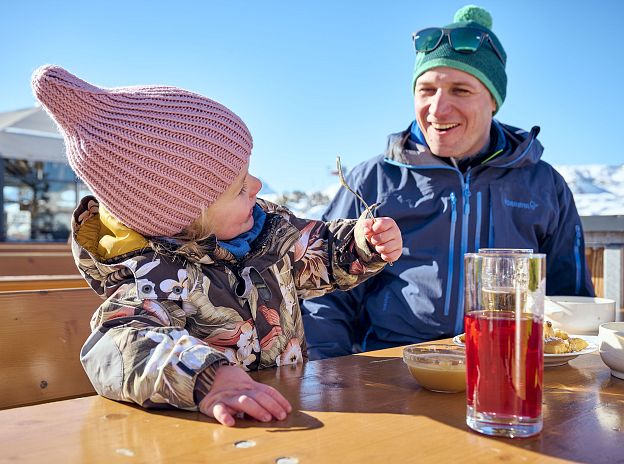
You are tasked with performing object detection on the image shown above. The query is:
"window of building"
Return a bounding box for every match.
[2,159,89,241]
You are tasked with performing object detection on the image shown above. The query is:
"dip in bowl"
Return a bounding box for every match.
[403,344,466,393]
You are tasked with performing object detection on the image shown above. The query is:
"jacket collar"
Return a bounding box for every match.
[72,196,299,276]
[237,208,300,273]
[384,121,543,170]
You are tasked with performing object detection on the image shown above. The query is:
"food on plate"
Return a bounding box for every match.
[568,337,589,352]
[458,321,590,355]
[542,321,588,354]
[554,328,568,340]
[544,337,570,354]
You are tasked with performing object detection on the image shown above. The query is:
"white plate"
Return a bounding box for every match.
[452,334,598,367]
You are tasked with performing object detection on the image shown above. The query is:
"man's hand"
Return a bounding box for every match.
[361,217,403,263]
[198,365,292,427]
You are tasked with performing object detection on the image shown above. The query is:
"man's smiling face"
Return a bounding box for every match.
[414,66,496,158]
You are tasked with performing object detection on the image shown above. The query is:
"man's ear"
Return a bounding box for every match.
[491,96,497,114]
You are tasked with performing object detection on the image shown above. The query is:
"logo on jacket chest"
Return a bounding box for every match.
[503,197,539,211]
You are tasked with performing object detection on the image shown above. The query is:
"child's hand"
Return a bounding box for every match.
[362,217,402,263]
[198,365,292,427]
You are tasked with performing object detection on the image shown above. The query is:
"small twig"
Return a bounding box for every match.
[336,156,393,266]
[336,155,375,221]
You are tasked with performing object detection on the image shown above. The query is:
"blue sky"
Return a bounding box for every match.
[2,1,623,193]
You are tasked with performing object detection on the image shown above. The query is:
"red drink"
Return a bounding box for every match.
[465,311,543,421]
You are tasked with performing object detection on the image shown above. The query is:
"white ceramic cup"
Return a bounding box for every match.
[598,322,624,380]
[545,296,616,335]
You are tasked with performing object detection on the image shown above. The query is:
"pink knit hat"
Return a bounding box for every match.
[31,65,252,237]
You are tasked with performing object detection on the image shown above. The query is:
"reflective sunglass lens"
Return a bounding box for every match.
[450,28,483,53]
[414,28,443,52]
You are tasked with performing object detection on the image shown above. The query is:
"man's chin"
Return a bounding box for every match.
[430,148,456,158]
[430,145,471,159]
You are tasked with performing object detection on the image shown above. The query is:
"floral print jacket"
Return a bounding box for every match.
[73,196,385,411]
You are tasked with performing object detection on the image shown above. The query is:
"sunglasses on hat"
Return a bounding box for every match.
[412,27,505,65]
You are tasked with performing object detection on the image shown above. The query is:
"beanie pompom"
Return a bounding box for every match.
[453,5,493,29]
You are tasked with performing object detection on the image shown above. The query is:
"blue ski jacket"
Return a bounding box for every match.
[302,121,595,359]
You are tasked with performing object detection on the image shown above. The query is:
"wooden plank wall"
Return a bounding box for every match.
[0,275,88,292]
[585,247,604,297]
[0,243,77,277]
[0,288,101,409]
[0,253,78,276]
[0,243,70,253]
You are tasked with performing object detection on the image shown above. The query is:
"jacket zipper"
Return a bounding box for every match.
[475,191,482,252]
[456,170,472,334]
[488,195,494,247]
[444,192,457,316]
[575,224,582,294]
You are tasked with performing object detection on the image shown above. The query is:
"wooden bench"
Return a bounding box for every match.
[0,288,101,409]
[0,252,78,276]
[0,275,88,292]
[0,243,70,253]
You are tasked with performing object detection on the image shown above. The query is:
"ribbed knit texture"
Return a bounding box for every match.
[412,6,507,111]
[31,65,252,237]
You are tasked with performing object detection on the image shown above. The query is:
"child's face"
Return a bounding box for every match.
[208,165,262,240]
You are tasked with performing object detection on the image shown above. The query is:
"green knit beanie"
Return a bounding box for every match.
[412,5,507,111]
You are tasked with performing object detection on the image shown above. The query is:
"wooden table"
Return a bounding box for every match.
[1,347,622,463]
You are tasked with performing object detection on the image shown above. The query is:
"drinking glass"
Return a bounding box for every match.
[464,248,546,438]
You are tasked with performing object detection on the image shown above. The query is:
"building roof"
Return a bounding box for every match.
[0,106,66,163]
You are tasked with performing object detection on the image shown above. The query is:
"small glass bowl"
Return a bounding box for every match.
[402,344,466,393]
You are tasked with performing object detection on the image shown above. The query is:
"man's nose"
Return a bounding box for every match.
[429,90,451,117]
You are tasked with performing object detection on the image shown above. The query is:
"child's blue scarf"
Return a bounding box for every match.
[218,204,266,260]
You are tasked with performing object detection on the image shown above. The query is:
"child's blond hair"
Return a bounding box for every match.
[150,207,218,260]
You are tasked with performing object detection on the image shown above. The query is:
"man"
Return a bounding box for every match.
[302,5,594,359]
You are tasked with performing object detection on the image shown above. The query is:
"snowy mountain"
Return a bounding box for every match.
[262,165,624,218]
[555,165,624,216]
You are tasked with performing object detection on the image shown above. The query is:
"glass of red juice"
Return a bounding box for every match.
[464,249,545,438]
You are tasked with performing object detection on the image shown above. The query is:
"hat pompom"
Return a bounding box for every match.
[453,5,493,29]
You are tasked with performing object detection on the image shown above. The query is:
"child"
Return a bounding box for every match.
[32,65,402,426]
